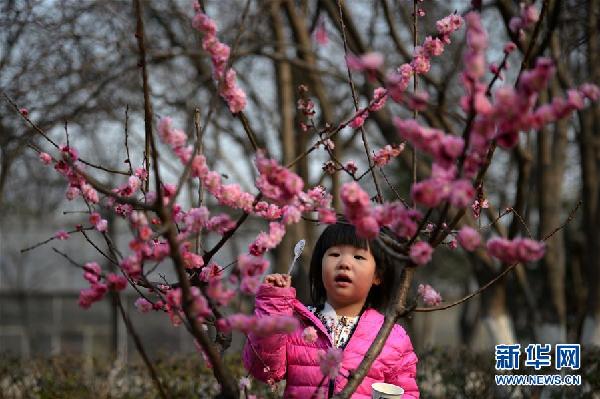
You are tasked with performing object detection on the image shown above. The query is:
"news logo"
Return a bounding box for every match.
[494,343,581,386]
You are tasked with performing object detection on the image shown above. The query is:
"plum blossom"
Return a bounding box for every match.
[78,282,107,309]
[207,278,235,306]
[238,254,269,278]
[418,284,442,306]
[486,237,545,263]
[255,150,303,204]
[318,348,343,378]
[509,4,539,32]
[314,17,328,45]
[340,182,380,239]
[240,276,261,295]
[135,298,153,313]
[219,314,299,337]
[409,241,433,265]
[39,152,52,165]
[373,202,421,239]
[249,222,286,256]
[106,273,127,291]
[344,161,358,175]
[346,52,383,72]
[83,262,101,284]
[318,208,337,224]
[55,230,70,240]
[411,179,447,208]
[350,111,367,129]
[373,144,405,167]
[457,226,481,251]
[369,87,388,111]
[199,263,222,282]
[302,326,318,344]
[191,11,247,113]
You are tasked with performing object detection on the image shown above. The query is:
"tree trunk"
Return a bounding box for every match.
[535,76,569,344]
[580,0,600,346]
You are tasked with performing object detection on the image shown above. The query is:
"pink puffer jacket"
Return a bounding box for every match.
[242,284,419,398]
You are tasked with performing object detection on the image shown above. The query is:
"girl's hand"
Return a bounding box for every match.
[264,273,291,288]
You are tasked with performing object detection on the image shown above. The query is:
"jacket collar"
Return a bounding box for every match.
[292,299,333,345]
[292,300,384,346]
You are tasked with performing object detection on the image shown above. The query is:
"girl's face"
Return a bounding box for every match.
[321,244,380,311]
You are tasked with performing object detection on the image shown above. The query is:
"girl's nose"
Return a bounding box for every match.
[336,254,353,269]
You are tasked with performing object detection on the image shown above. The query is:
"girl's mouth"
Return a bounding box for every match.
[334,274,352,285]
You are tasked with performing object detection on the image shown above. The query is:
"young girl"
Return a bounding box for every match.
[242,222,419,398]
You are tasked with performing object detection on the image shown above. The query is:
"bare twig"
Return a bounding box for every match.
[414,201,581,312]
[336,0,383,203]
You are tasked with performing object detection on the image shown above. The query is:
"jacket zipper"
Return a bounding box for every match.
[327,309,367,398]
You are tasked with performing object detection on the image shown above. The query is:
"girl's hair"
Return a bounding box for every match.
[308,222,396,311]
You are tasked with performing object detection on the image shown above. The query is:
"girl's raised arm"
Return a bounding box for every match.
[242,278,295,383]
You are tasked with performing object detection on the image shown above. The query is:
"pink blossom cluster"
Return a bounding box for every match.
[472,198,489,218]
[302,326,318,344]
[255,150,304,204]
[115,212,181,280]
[409,241,433,265]
[50,145,100,205]
[314,17,328,45]
[463,57,599,177]
[249,222,286,256]
[344,161,358,175]
[297,97,316,117]
[393,118,475,208]
[457,226,481,251]
[78,282,107,309]
[134,297,153,313]
[394,118,464,169]
[435,13,465,40]
[340,183,423,239]
[340,182,379,239]
[55,230,70,240]
[486,237,546,263]
[238,254,269,295]
[460,12,490,116]
[509,4,539,33]
[372,202,422,239]
[219,314,299,337]
[39,152,52,165]
[346,52,384,82]
[410,177,475,209]
[349,110,368,129]
[114,175,142,198]
[373,144,405,167]
[165,286,211,325]
[181,242,205,270]
[161,119,334,236]
[418,283,442,306]
[158,117,194,165]
[191,11,247,113]
[89,212,108,232]
[386,13,463,102]
[317,348,343,378]
[207,276,236,306]
[369,87,388,112]
[78,262,127,309]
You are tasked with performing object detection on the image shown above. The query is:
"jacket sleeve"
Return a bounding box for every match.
[383,325,419,398]
[242,283,296,383]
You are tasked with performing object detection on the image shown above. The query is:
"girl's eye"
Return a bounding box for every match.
[354,255,366,260]
[328,252,340,257]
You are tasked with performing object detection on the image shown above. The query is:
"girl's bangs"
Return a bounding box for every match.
[317,222,370,251]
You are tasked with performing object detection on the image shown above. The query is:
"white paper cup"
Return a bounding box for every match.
[371,382,404,399]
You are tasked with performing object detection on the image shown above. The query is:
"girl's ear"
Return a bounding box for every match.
[373,274,381,286]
